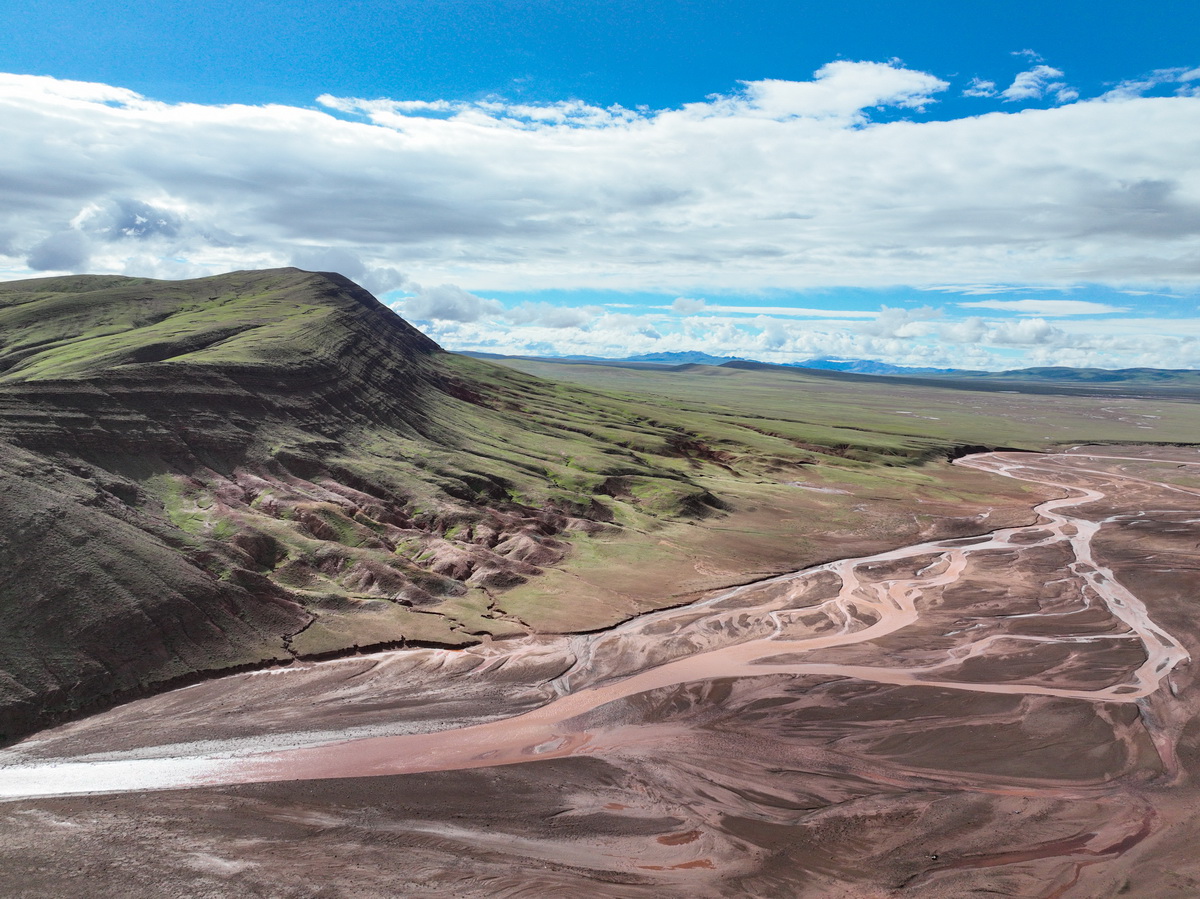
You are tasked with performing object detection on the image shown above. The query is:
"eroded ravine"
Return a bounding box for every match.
[0,450,1192,805]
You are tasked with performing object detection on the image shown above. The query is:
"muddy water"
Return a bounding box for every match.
[0,451,1194,800]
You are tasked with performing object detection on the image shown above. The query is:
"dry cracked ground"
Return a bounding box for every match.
[2,447,1200,898]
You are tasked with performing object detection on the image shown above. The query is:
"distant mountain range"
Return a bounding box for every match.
[928,366,1200,385]
[789,358,958,375]
[621,352,956,375]
[466,350,952,374]
[465,351,1200,384]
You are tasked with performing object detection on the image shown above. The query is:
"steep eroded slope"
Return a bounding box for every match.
[0,269,762,739]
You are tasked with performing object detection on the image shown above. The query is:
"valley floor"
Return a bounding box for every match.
[2,448,1200,898]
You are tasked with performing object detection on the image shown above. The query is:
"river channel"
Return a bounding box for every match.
[1,450,1193,802]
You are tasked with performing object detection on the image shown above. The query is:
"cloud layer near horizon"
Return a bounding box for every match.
[3,61,1199,292]
[401,300,1200,372]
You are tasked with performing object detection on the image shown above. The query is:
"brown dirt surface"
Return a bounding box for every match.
[2,449,1200,898]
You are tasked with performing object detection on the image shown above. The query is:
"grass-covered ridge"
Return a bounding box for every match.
[1,267,1196,742]
[0,268,432,380]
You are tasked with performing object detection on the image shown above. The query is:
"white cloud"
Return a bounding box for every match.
[1101,67,1200,101]
[1054,316,1200,337]
[696,305,879,318]
[943,316,989,345]
[957,299,1127,316]
[394,288,599,329]
[0,72,146,107]
[986,316,1064,346]
[396,284,503,322]
[290,246,411,294]
[408,303,1200,371]
[921,284,1068,296]
[0,62,1198,311]
[731,61,948,119]
[27,229,90,271]
[505,301,595,328]
[963,78,997,98]
[672,296,706,314]
[1002,65,1076,103]
[858,305,941,337]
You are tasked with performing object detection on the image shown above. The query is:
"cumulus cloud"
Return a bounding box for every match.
[984,317,1067,347]
[1002,65,1077,103]
[505,301,595,328]
[27,229,89,271]
[672,296,706,314]
[1101,66,1200,101]
[76,198,181,240]
[398,284,503,322]
[290,246,411,294]
[962,78,998,98]
[943,316,989,345]
[393,290,597,329]
[858,305,941,338]
[730,61,948,119]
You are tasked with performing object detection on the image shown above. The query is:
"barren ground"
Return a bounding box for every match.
[2,448,1199,898]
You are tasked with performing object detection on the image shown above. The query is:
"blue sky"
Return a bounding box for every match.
[2,0,1199,368]
[5,0,1195,111]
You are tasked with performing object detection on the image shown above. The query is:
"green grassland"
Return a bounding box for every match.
[489,358,1200,450]
[0,267,1196,742]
